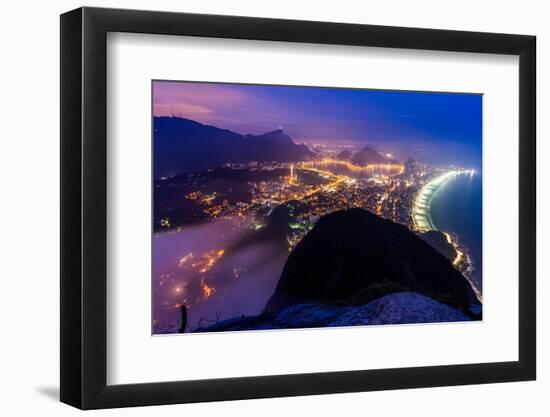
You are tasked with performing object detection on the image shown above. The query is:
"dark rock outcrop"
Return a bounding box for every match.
[197,292,472,332]
[265,208,480,314]
[419,230,457,261]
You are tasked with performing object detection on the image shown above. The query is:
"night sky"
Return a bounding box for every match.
[153,81,482,169]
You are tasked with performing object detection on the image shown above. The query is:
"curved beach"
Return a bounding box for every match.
[413,170,474,232]
[413,169,482,301]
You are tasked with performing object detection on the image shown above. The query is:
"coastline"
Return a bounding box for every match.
[412,170,482,302]
[412,170,474,232]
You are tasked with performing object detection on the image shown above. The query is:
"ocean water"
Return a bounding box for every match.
[429,174,483,291]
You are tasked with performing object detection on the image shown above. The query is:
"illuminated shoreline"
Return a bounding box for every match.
[412,169,482,302]
[301,159,404,176]
[412,169,474,233]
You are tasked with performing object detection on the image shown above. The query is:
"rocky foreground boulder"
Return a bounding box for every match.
[195,208,481,333]
[265,208,480,315]
[197,292,472,332]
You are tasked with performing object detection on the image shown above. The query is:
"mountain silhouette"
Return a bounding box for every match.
[154,117,314,178]
[337,150,352,160]
[351,146,395,166]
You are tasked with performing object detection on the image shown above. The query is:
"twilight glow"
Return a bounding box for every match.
[152,80,483,335]
[153,80,482,169]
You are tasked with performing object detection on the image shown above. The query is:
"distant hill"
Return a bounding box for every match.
[265,208,480,315]
[154,117,315,178]
[351,145,396,166]
[336,150,352,160]
[153,167,288,230]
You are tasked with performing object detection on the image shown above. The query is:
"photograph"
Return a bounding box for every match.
[152,80,483,335]
[0,0,542,413]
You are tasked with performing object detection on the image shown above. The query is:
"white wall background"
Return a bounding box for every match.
[0,0,546,415]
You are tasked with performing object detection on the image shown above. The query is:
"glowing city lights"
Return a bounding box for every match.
[412,169,475,233]
[200,278,215,299]
[301,159,404,176]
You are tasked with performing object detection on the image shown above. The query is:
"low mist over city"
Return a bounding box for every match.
[152,81,482,334]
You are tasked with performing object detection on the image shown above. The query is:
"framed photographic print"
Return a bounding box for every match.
[60,7,536,409]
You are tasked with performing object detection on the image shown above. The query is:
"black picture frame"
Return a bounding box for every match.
[60,6,536,410]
